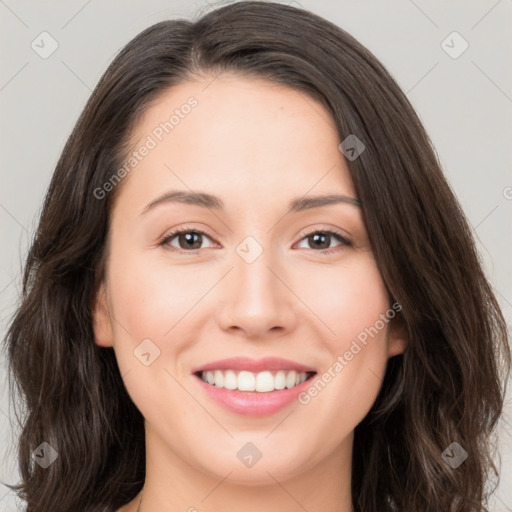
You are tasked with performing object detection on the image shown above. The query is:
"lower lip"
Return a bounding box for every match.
[193,374,315,417]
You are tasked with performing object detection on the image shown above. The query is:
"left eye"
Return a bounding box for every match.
[159,229,351,253]
[295,230,351,253]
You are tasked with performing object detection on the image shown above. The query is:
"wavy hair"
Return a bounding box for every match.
[3,1,510,511]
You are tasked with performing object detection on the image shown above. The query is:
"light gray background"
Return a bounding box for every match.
[1,1,511,510]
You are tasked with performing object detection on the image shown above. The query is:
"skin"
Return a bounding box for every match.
[92,73,408,512]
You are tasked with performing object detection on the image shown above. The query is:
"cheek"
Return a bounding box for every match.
[105,248,204,423]
[295,255,391,427]
[295,252,390,344]
[105,244,210,382]
[108,245,212,335]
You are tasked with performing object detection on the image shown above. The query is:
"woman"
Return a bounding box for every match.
[4,1,510,511]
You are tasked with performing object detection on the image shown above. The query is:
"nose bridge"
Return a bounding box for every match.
[233,234,282,310]
[217,233,296,336]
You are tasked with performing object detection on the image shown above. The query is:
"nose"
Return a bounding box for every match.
[215,243,298,340]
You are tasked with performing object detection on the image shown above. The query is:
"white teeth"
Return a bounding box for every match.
[214,370,224,388]
[223,370,237,390]
[286,370,296,389]
[255,371,274,392]
[274,370,286,390]
[238,371,255,391]
[199,369,311,392]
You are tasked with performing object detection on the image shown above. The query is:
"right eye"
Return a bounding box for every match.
[159,228,217,252]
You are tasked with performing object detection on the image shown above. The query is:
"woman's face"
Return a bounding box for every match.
[93,74,407,485]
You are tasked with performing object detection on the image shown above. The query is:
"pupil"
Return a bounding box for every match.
[311,233,329,249]
[180,232,201,249]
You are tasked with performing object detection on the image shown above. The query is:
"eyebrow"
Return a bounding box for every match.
[140,190,361,215]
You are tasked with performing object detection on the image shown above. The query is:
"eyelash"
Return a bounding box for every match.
[158,226,352,255]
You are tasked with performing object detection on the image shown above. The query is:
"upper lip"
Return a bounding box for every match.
[192,357,316,374]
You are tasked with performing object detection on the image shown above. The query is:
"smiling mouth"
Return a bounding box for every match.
[194,369,317,393]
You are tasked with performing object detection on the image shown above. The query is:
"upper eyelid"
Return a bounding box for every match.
[299,226,350,240]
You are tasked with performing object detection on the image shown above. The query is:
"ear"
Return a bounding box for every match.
[92,282,114,347]
[387,312,408,358]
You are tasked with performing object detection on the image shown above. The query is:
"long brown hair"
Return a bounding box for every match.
[4,2,510,510]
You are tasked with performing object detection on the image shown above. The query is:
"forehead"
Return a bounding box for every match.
[116,73,357,213]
